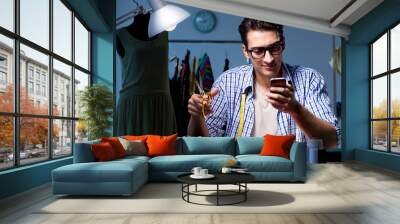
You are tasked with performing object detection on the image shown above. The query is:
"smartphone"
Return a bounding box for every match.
[270,77,287,87]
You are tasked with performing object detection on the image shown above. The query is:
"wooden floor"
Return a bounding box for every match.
[1,162,400,224]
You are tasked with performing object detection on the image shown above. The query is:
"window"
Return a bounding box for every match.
[0,0,91,170]
[0,34,13,113]
[28,67,34,80]
[0,0,14,32]
[75,17,89,70]
[42,85,46,97]
[370,23,400,154]
[0,71,6,85]
[28,81,34,94]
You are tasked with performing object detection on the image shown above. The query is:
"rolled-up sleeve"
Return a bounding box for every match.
[305,71,341,144]
[206,75,228,137]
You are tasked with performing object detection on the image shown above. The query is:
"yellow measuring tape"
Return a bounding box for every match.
[236,93,247,138]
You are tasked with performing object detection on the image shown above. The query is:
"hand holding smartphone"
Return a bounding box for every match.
[270,77,290,87]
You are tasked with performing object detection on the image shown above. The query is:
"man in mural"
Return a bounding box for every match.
[187,18,339,147]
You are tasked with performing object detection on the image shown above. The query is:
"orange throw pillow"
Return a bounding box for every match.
[91,142,117,162]
[146,134,177,157]
[101,137,126,158]
[124,135,148,141]
[260,134,296,159]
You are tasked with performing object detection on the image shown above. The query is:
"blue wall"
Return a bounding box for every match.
[116,2,340,107]
[343,0,400,168]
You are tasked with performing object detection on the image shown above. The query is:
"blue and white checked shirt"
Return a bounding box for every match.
[205,63,340,143]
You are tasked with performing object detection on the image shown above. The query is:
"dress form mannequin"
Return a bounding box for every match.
[116,12,158,58]
[116,12,177,136]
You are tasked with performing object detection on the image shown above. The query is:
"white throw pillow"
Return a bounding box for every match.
[118,137,147,156]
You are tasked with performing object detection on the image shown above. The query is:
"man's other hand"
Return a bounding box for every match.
[188,88,219,118]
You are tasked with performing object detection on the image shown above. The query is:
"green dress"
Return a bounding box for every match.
[116,29,177,136]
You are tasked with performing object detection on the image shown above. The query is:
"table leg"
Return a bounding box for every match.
[195,184,198,192]
[217,184,219,206]
[245,183,247,201]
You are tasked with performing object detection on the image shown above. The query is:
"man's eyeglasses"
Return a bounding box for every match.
[247,41,283,59]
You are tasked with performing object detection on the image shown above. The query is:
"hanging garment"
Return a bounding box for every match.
[189,56,197,96]
[116,29,177,136]
[196,53,214,92]
[174,50,191,136]
[223,57,230,72]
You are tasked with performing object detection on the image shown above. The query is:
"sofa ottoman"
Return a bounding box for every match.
[52,157,148,196]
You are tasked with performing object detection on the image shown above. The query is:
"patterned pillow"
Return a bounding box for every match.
[118,137,147,156]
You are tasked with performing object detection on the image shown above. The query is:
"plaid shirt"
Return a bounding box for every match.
[206,63,340,143]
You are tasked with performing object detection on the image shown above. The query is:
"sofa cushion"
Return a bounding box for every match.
[177,137,235,155]
[236,137,263,155]
[101,137,127,158]
[236,155,293,172]
[91,142,118,161]
[260,134,295,159]
[148,154,235,172]
[118,137,147,156]
[147,134,177,157]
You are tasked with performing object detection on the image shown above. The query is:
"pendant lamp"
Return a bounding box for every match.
[148,0,190,37]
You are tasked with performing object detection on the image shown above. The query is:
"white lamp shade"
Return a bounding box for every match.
[148,4,190,38]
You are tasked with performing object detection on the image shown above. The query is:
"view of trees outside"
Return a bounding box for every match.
[0,85,62,168]
[372,99,400,152]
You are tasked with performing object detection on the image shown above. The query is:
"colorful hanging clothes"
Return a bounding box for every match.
[196,53,214,92]
[189,56,197,96]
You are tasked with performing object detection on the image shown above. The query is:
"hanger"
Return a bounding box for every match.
[116,0,149,26]
[132,0,148,16]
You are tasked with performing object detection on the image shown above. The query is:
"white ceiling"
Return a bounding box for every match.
[167,0,384,38]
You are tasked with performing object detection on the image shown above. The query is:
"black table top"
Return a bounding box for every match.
[177,172,255,185]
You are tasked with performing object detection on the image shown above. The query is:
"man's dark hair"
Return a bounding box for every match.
[238,18,285,49]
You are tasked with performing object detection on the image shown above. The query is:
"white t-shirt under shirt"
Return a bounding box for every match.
[252,80,278,137]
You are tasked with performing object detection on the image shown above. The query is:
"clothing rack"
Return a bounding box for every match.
[169,39,242,44]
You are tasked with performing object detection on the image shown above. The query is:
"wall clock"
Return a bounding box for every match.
[193,10,217,33]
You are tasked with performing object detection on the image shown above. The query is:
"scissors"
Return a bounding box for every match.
[195,80,212,118]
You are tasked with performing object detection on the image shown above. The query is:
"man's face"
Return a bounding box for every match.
[242,30,283,79]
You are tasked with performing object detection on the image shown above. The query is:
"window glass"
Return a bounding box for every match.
[391,120,400,153]
[53,0,72,60]
[20,0,49,49]
[391,24,400,70]
[53,119,72,158]
[0,35,14,113]
[0,116,13,170]
[372,121,388,151]
[75,120,88,143]
[372,33,387,76]
[20,117,49,165]
[20,44,49,115]
[0,0,14,31]
[74,18,89,70]
[391,72,400,118]
[74,69,89,118]
[53,59,72,117]
[372,77,387,119]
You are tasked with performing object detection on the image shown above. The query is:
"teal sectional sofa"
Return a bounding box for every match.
[52,137,306,196]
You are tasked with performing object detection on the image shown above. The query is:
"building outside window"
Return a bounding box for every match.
[370,23,400,154]
[0,0,91,170]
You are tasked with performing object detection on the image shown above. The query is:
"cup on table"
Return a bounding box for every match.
[221,167,232,174]
[191,167,202,176]
[199,168,208,176]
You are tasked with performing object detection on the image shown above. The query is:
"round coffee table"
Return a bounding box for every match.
[177,172,255,206]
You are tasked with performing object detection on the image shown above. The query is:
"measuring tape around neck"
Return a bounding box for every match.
[236,92,247,138]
